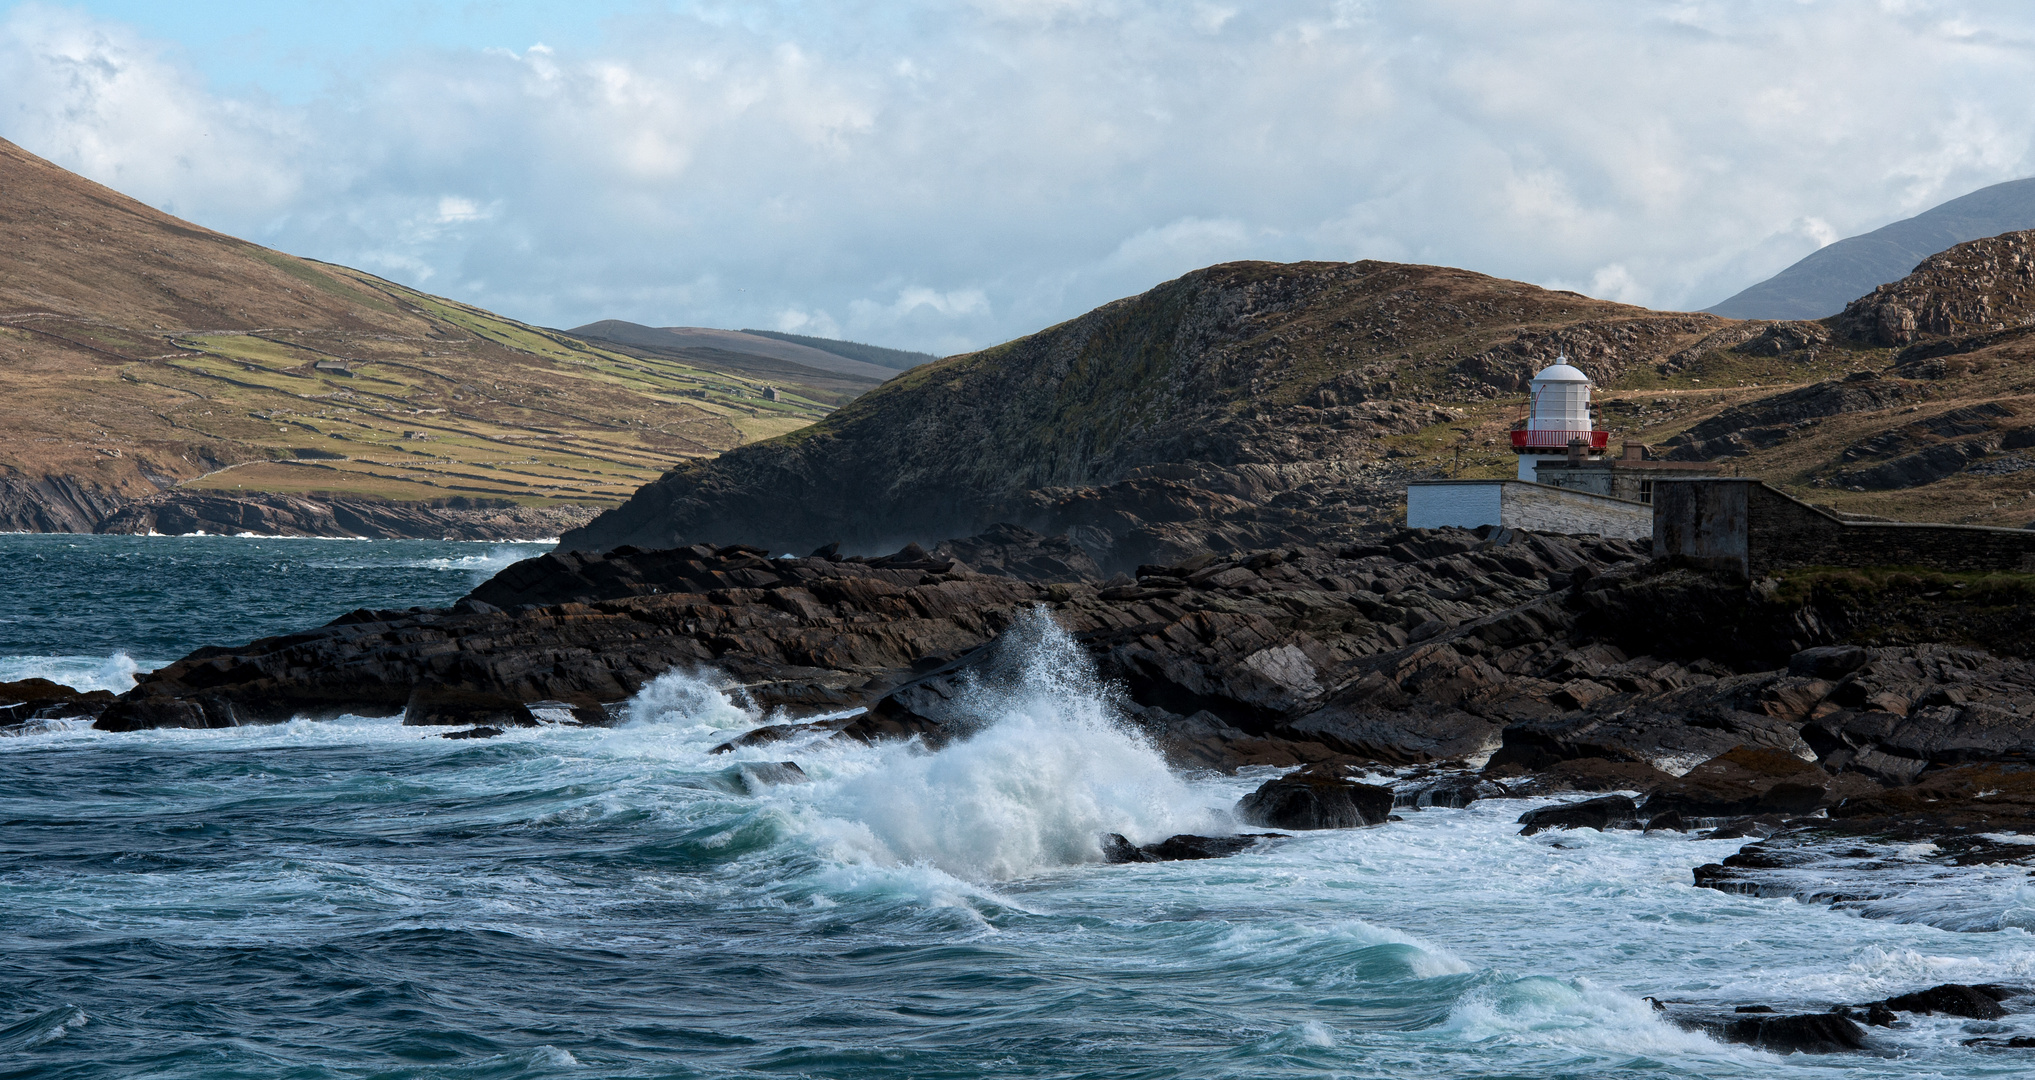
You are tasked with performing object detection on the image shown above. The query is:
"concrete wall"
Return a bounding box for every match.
[1408,481,1651,540]
[1651,479,1750,577]
[1652,478,2035,580]
[1407,481,1504,529]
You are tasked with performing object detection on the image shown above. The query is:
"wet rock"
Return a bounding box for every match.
[1640,746,1832,821]
[1398,773,1509,809]
[1878,984,2010,1020]
[711,716,859,754]
[440,726,503,740]
[1516,794,1639,836]
[1100,833,1157,863]
[1235,765,1395,829]
[732,760,809,793]
[1099,832,1285,862]
[1717,1012,1867,1054]
[0,677,115,724]
[1964,1035,2035,1048]
[1486,757,1674,796]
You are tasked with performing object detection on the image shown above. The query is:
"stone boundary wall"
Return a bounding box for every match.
[1408,480,1651,540]
[1652,478,2035,579]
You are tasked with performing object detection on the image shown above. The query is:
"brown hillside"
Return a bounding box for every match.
[567,239,2035,563]
[562,260,1739,564]
[0,137,845,530]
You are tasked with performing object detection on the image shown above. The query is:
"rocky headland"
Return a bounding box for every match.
[67,522,2035,906]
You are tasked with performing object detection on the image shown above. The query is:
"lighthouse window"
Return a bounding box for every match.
[1639,480,1654,504]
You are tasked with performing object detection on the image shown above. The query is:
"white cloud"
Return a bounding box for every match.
[3,0,2035,350]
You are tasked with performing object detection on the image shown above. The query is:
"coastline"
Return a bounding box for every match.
[0,480,597,541]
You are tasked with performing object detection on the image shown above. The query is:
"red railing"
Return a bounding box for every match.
[1510,429,1610,451]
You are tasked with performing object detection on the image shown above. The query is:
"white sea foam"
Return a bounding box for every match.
[0,652,157,694]
[1442,976,1745,1059]
[792,610,1229,881]
[0,1005,87,1051]
[622,669,759,732]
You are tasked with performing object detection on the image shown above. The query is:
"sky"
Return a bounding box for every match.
[3,1,2034,356]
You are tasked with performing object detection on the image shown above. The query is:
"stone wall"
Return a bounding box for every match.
[1653,478,2035,579]
[1408,480,1651,540]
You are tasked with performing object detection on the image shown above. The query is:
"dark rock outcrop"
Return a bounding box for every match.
[1879,984,2011,1020]
[1835,229,2035,347]
[1235,764,1395,829]
[0,475,127,533]
[1515,794,1639,836]
[1715,1012,1867,1054]
[1664,376,1910,463]
[1639,747,1835,822]
[95,527,1658,769]
[0,678,115,731]
[1100,832,1286,862]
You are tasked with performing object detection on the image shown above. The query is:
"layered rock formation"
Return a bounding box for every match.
[96,526,1643,740]
[1836,229,2035,347]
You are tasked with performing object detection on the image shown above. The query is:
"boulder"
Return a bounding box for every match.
[1717,1012,1866,1054]
[1516,794,1639,836]
[1789,645,1868,680]
[1878,984,2010,1020]
[732,761,809,793]
[1640,746,1831,821]
[1235,765,1395,829]
[1099,832,1285,862]
[0,678,115,724]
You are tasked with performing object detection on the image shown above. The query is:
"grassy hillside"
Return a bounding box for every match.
[567,246,2035,559]
[0,137,841,511]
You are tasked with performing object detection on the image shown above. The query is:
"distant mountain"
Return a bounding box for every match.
[1707,177,2035,320]
[569,322,899,383]
[738,329,940,370]
[0,136,837,532]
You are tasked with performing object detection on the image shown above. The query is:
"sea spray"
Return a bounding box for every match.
[798,609,1229,880]
[622,669,759,732]
[0,652,150,694]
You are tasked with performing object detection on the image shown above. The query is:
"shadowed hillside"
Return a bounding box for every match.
[565,236,2035,566]
[561,260,1737,566]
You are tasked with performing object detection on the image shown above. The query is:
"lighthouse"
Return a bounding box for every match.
[1509,357,1607,480]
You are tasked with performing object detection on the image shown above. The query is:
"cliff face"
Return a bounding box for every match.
[563,261,1730,567]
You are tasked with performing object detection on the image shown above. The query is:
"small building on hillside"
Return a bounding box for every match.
[1510,358,1606,480]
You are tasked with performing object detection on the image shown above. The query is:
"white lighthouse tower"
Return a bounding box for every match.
[1509,357,1606,480]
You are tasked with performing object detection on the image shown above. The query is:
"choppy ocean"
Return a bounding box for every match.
[3,535,2033,1078]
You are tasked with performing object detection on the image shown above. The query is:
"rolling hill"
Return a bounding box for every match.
[0,136,851,532]
[564,239,2035,567]
[568,321,898,390]
[1707,176,2035,320]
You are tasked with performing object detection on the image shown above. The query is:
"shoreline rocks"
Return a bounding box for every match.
[1236,765,1394,829]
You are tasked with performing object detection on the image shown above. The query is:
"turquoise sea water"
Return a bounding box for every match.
[0,533,551,692]
[3,536,2033,1079]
